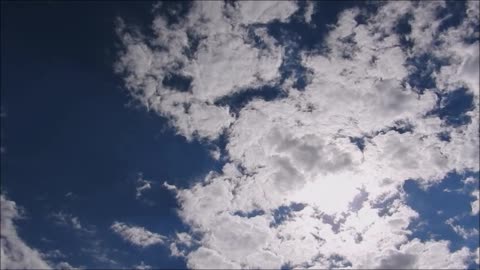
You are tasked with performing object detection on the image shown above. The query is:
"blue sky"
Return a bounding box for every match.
[1,1,479,269]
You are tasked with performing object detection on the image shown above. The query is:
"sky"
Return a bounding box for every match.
[0,1,479,269]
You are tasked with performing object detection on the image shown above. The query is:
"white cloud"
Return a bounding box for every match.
[115,1,293,140]
[446,217,479,239]
[304,1,315,24]
[232,1,298,25]
[169,232,193,257]
[186,247,240,269]
[133,261,151,270]
[41,249,66,259]
[117,1,479,269]
[54,261,81,270]
[50,211,92,233]
[135,173,153,199]
[1,195,51,269]
[471,189,480,215]
[110,221,166,248]
[373,239,472,269]
[209,146,221,161]
[163,181,177,191]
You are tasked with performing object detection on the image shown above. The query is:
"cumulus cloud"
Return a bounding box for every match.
[115,1,297,140]
[110,222,166,248]
[1,195,50,269]
[116,1,479,268]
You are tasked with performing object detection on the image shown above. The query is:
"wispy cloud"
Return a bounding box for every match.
[446,217,479,239]
[135,173,153,199]
[110,221,167,248]
[50,211,93,234]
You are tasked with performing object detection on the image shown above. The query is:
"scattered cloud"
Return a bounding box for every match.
[50,211,93,234]
[209,147,221,161]
[116,1,479,268]
[80,241,118,268]
[163,181,177,191]
[135,173,153,199]
[110,222,166,248]
[54,261,81,270]
[446,217,479,239]
[133,261,151,270]
[169,232,195,258]
[41,249,67,260]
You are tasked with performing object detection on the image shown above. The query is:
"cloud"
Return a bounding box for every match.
[41,249,66,260]
[133,261,151,270]
[186,247,240,269]
[116,1,479,268]
[110,222,166,248]
[304,1,315,24]
[50,211,93,234]
[115,1,295,140]
[374,239,472,269]
[470,189,480,215]
[135,173,153,199]
[54,261,81,270]
[169,232,194,258]
[233,1,298,25]
[1,195,51,269]
[446,217,479,239]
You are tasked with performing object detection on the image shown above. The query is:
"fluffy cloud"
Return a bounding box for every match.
[116,1,479,269]
[115,1,297,141]
[1,195,51,269]
[110,222,166,248]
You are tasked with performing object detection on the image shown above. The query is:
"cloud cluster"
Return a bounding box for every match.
[116,1,479,268]
[115,1,299,140]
